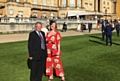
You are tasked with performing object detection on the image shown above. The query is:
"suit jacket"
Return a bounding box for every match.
[115,24,120,30]
[88,23,92,29]
[101,23,106,32]
[105,25,114,36]
[28,30,47,60]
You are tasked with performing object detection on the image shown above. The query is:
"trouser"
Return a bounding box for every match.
[30,59,45,81]
[102,32,105,40]
[106,35,112,46]
[46,56,64,79]
[116,30,119,37]
[88,27,92,33]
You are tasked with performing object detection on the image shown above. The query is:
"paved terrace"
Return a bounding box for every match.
[0,30,101,43]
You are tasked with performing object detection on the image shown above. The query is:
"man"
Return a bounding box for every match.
[41,23,48,36]
[28,22,47,81]
[88,22,92,33]
[62,22,67,32]
[101,21,106,41]
[105,22,115,46]
[115,22,120,37]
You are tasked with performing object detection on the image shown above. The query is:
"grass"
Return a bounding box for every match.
[0,33,120,81]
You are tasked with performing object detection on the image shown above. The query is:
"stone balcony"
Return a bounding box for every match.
[31,4,59,11]
[59,6,85,11]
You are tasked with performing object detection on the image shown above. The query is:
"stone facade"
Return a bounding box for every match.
[0,0,117,19]
[116,0,120,19]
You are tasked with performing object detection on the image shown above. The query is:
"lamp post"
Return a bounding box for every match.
[105,8,107,20]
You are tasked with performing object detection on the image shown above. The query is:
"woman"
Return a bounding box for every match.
[77,23,81,32]
[46,21,65,81]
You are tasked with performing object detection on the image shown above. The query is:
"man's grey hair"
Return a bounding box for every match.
[35,22,42,25]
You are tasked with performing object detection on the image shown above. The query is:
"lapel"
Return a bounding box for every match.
[34,31,41,41]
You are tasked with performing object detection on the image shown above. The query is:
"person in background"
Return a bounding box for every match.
[62,22,67,32]
[4,14,7,22]
[115,22,120,37]
[81,22,84,32]
[0,14,2,22]
[104,22,115,46]
[28,22,47,81]
[101,21,106,41]
[41,23,48,36]
[46,21,65,81]
[88,22,92,33]
[15,14,19,22]
[97,21,100,30]
[77,23,81,32]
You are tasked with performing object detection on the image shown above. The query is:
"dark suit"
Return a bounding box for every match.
[28,30,47,81]
[105,25,114,46]
[101,23,106,40]
[88,23,92,33]
[115,24,120,37]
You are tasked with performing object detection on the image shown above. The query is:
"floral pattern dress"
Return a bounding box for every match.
[46,31,64,77]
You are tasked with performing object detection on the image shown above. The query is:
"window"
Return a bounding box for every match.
[70,0,75,7]
[9,9,14,17]
[89,3,92,9]
[42,13,46,17]
[43,0,46,5]
[61,14,65,18]
[33,0,37,4]
[107,7,109,9]
[107,2,109,5]
[51,0,54,6]
[62,0,66,7]
[77,0,81,7]
[85,3,88,9]
[103,1,105,5]
[33,12,38,17]
[18,11,23,17]
[16,0,19,2]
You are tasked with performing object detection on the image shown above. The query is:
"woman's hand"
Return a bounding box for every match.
[56,51,60,56]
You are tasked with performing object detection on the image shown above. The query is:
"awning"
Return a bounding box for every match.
[67,11,104,17]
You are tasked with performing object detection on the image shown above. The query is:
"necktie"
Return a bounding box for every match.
[39,32,45,50]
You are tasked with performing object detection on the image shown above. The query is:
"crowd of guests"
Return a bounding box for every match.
[101,20,120,46]
[77,22,92,33]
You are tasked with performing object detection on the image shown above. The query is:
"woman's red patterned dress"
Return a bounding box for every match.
[46,31,64,77]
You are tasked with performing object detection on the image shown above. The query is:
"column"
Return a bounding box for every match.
[58,0,59,7]
[66,0,68,7]
[76,0,77,8]
[81,0,83,8]
[94,0,96,11]
[114,2,116,14]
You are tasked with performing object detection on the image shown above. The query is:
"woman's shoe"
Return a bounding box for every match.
[61,80,65,81]
[48,79,52,81]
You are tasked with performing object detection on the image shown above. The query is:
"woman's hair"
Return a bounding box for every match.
[50,21,57,31]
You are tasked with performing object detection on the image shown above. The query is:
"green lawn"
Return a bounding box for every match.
[0,33,120,81]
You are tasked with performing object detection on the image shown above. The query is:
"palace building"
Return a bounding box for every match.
[0,0,117,19]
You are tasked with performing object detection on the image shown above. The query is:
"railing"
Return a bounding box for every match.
[31,4,59,10]
[0,17,97,24]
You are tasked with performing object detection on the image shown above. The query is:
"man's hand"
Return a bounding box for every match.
[29,57,33,60]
